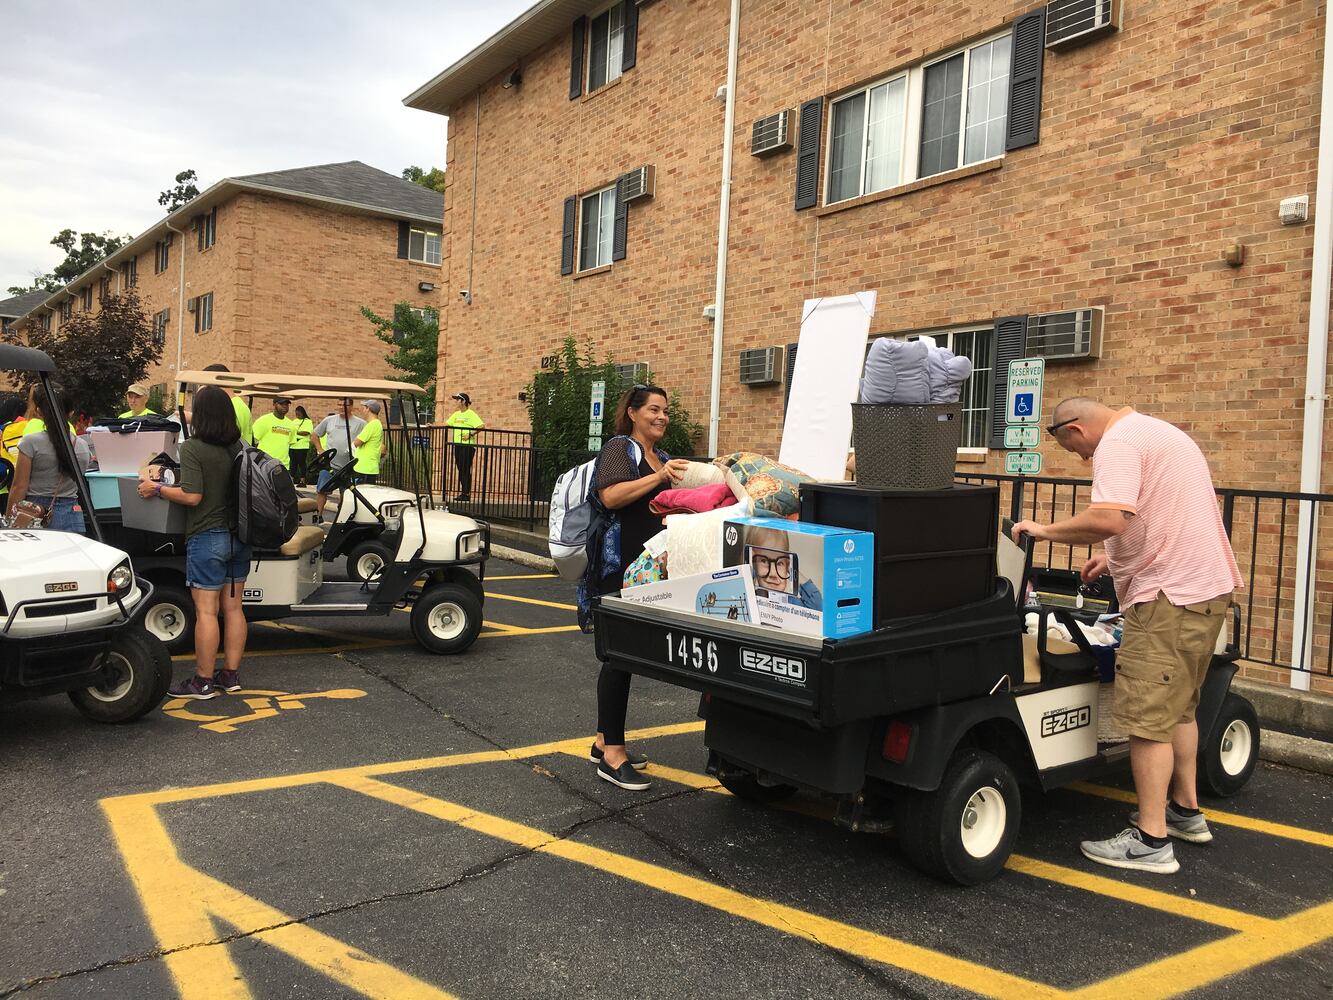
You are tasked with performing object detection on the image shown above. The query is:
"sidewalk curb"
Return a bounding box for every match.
[1258,730,1333,777]
[491,543,556,574]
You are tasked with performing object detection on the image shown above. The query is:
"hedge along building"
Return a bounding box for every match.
[8,161,444,403]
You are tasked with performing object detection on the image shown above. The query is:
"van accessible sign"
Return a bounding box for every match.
[1006,359,1045,425]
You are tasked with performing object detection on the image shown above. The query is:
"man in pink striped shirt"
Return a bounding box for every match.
[1014,398,1241,874]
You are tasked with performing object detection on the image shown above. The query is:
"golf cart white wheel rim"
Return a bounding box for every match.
[357,552,385,579]
[145,601,187,641]
[428,602,467,641]
[1220,719,1253,776]
[86,651,133,702]
[960,785,1006,859]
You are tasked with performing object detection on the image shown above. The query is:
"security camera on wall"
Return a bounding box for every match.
[459,289,472,304]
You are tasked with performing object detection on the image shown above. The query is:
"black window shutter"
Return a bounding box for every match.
[560,196,577,275]
[794,97,824,210]
[783,342,799,412]
[1005,8,1046,151]
[196,216,204,252]
[621,0,639,72]
[989,315,1029,448]
[570,17,587,100]
[611,176,629,262]
[397,221,410,259]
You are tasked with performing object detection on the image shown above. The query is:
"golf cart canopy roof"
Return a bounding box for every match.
[0,344,56,374]
[177,370,424,398]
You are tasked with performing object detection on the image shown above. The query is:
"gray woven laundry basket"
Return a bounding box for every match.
[851,402,962,490]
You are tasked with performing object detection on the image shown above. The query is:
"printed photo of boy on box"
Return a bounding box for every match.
[743,524,823,611]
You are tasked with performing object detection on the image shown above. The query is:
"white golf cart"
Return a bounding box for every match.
[121,370,491,655]
[0,344,171,723]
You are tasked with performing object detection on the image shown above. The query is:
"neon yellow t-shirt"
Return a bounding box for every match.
[252,414,296,468]
[118,408,158,418]
[445,408,484,444]
[290,417,314,450]
[354,419,382,475]
[22,419,76,437]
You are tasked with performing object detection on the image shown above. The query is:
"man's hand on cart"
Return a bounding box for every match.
[1080,552,1108,584]
[1009,519,1045,545]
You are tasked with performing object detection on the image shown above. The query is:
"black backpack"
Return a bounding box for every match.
[231,445,299,549]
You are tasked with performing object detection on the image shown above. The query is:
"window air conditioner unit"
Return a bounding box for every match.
[1026,307,1103,361]
[739,346,782,386]
[615,362,649,389]
[1045,0,1119,50]
[750,110,792,157]
[621,165,655,203]
[186,298,196,313]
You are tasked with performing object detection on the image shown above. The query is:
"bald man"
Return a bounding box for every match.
[1013,397,1241,875]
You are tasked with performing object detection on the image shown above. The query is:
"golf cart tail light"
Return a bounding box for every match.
[108,563,133,593]
[882,721,913,763]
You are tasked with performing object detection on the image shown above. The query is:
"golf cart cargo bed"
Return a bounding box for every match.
[595,583,1021,728]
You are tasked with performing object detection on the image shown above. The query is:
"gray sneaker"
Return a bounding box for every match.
[1080,827,1179,874]
[1129,803,1213,844]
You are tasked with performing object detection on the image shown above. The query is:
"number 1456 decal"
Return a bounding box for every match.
[665,631,719,673]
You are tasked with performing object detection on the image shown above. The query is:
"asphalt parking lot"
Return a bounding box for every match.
[2,557,1331,1000]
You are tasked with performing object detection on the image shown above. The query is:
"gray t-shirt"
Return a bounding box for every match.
[19,431,91,499]
[313,415,366,469]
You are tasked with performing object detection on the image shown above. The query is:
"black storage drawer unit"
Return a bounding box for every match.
[800,482,999,624]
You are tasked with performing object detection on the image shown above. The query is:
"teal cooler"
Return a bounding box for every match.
[86,471,133,510]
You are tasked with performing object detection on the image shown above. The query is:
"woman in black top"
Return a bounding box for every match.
[590,384,688,790]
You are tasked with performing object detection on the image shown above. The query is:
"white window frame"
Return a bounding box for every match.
[576,184,617,272]
[877,325,995,451]
[407,226,442,266]
[823,30,1011,206]
[585,0,625,93]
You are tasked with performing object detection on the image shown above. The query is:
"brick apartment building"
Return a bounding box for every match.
[405,0,1329,495]
[8,161,443,402]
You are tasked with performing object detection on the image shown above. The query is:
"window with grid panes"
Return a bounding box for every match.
[407,227,441,265]
[578,186,617,271]
[886,327,995,449]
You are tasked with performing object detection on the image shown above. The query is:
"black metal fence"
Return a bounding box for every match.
[960,472,1333,683]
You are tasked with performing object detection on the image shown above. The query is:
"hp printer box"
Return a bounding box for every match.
[722,517,874,638]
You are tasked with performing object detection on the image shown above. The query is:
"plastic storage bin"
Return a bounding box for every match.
[850,402,961,490]
[89,430,178,475]
[117,478,187,534]
[86,472,133,510]
[800,482,999,624]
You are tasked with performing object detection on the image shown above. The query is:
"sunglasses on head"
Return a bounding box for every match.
[1047,417,1078,436]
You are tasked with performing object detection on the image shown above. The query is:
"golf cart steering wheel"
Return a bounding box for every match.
[324,459,357,492]
[310,448,336,474]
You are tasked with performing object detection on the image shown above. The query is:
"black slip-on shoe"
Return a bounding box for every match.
[597,759,651,791]
[589,743,649,770]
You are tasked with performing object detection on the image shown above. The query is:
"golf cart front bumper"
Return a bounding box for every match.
[0,577,154,689]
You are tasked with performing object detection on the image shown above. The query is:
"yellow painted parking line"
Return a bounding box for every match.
[1067,899,1333,1000]
[486,573,557,580]
[1070,782,1333,850]
[637,761,727,794]
[483,591,578,611]
[331,773,1060,1000]
[1004,855,1271,933]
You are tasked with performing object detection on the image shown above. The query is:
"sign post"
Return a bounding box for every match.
[1003,358,1045,476]
[588,380,606,452]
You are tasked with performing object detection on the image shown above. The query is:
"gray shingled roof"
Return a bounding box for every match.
[0,289,53,319]
[233,161,442,222]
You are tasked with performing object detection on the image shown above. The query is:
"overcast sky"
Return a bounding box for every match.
[0,0,532,293]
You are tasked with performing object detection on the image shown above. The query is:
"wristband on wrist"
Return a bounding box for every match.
[154,483,163,498]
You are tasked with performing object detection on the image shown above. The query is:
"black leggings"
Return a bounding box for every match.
[596,663,632,746]
[454,444,475,496]
[290,448,310,485]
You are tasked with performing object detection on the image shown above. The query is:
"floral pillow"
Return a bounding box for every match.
[712,452,814,517]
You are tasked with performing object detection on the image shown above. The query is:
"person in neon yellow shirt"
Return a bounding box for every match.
[288,405,315,486]
[444,391,484,502]
[352,399,385,483]
[118,383,158,419]
[252,397,297,469]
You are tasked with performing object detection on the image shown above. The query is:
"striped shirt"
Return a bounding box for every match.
[1090,409,1242,608]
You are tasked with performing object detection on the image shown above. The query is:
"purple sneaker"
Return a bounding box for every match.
[215,670,242,693]
[168,674,218,701]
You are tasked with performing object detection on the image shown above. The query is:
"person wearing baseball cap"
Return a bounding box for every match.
[252,397,296,469]
[445,392,484,502]
[119,383,157,419]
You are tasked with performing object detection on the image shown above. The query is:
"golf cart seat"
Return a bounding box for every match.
[296,497,317,515]
[276,525,325,558]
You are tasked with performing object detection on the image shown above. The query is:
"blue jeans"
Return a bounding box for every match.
[186,528,251,591]
[28,495,85,534]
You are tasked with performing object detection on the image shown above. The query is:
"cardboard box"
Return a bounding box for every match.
[617,566,761,625]
[722,517,874,638]
[89,430,178,474]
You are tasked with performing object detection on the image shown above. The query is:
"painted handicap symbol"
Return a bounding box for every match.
[163,687,368,734]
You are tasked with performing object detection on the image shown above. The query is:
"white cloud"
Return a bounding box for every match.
[0,0,531,291]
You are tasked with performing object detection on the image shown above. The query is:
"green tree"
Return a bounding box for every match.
[7,228,130,295]
[360,303,439,417]
[401,165,447,193]
[2,289,162,418]
[158,169,201,211]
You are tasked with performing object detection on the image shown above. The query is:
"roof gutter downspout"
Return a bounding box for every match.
[165,221,187,396]
[1288,9,1333,692]
[707,0,740,457]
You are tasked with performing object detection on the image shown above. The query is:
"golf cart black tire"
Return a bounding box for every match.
[68,627,172,724]
[718,771,798,804]
[894,748,1021,886]
[1199,692,1260,798]
[141,581,196,653]
[410,583,483,655]
[347,539,394,583]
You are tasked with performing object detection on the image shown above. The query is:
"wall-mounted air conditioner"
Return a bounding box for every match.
[739,346,782,385]
[1026,307,1103,360]
[751,110,792,156]
[621,165,655,202]
[1045,0,1119,50]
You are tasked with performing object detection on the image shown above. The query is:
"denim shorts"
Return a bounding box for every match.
[186,528,252,591]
